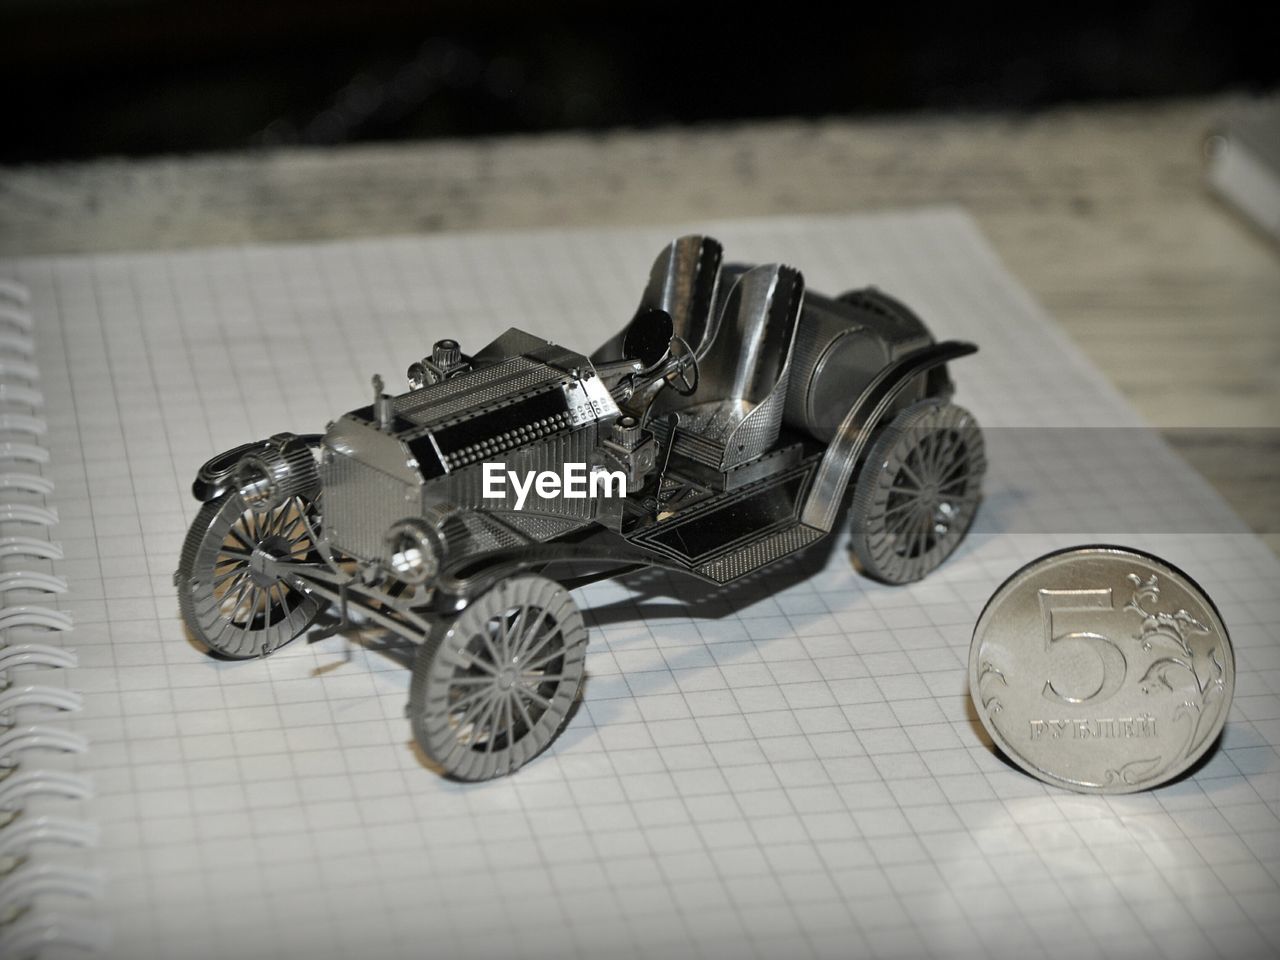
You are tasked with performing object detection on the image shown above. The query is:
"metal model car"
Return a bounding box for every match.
[176,236,986,780]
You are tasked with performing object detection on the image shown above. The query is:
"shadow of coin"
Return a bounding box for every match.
[963,688,1026,775]
[1158,729,1226,788]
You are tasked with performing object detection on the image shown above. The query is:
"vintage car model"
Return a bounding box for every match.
[176,236,986,780]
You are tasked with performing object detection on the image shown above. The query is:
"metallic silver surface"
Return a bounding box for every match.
[697,523,824,584]
[321,446,418,561]
[395,355,553,425]
[409,574,587,781]
[655,263,804,470]
[176,234,985,780]
[849,400,985,584]
[970,546,1235,794]
[800,340,978,533]
[176,492,324,659]
[595,235,724,363]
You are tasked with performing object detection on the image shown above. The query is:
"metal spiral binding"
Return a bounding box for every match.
[0,279,104,958]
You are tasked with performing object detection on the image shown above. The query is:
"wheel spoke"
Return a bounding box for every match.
[278,510,308,544]
[262,584,275,627]
[913,434,934,484]
[913,511,932,558]
[941,431,963,477]
[217,548,254,564]
[275,501,299,536]
[447,686,493,716]
[253,585,269,626]
[894,507,923,549]
[509,611,528,658]
[480,696,504,753]
[498,609,516,662]
[897,460,925,490]
[512,689,538,734]
[458,688,497,737]
[212,553,240,570]
[212,565,246,588]
[450,644,499,675]
[893,509,919,554]
[448,675,498,686]
[887,484,925,497]
[477,616,507,669]
[504,694,517,754]
[261,505,282,538]
[519,627,561,670]
[925,430,949,482]
[888,502,923,539]
[183,494,323,660]
[881,499,918,519]
[517,611,560,666]
[517,685,557,713]
[245,585,264,628]
[521,644,566,672]
[277,577,306,609]
[230,584,255,627]
[937,454,972,487]
[225,526,254,552]
[515,604,550,660]
[221,577,252,620]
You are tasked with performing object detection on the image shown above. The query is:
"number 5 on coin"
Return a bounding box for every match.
[1038,588,1126,707]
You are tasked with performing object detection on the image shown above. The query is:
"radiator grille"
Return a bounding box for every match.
[321,453,417,560]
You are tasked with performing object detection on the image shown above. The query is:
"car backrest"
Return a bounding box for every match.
[653,263,805,469]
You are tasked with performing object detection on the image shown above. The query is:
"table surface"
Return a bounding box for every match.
[2,95,1276,549]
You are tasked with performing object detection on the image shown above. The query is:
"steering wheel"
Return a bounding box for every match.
[664,334,700,397]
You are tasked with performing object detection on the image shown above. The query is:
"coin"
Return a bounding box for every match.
[969,545,1234,794]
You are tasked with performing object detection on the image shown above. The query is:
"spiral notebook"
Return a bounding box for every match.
[1,211,1278,960]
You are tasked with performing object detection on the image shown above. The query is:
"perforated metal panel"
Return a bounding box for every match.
[393,357,563,426]
[721,379,789,469]
[498,511,585,541]
[321,454,417,560]
[697,523,824,583]
[441,428,598,519]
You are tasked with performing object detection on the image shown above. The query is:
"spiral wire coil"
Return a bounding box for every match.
[0,280,104,958]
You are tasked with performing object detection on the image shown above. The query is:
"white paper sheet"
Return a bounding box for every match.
[4,209,1278,960]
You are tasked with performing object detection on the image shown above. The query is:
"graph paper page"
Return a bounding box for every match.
[5,209,1278,960]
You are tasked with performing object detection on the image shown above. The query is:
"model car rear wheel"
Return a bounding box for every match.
[177,493,324,659]
[409,574,587,781]
[849,400,985,584]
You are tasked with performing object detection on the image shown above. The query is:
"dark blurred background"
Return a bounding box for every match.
[3,0,1275,164]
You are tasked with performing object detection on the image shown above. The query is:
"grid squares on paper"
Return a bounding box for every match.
[0,209,1277,960]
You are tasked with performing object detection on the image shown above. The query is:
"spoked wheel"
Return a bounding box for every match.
[409,574,587,781]
[177,493,324,659]
[850,400,985,584]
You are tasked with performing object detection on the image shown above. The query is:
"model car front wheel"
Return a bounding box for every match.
[176,492,324,659]
[409,574,587,781]
[849,400,985,584]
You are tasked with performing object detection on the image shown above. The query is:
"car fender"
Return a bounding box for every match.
[799,341,978,533]
[190,433,322,502]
